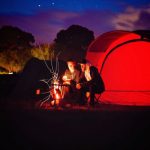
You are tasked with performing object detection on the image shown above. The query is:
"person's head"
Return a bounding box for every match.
[79,59,91,72]
[79,59,86,72]
[80,63,86,72]
[67,59,76,72]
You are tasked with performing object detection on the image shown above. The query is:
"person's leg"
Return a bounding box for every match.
[89,85,96,106]
[76,87,87,105]
[59,85,71,106]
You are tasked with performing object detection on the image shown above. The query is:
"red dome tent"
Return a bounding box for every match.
[87,30,150,105]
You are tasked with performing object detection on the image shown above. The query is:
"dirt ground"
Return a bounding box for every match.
[1,100,150,149]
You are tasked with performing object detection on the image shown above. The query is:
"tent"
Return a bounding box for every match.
[87,30,150,105]
[11,58,67,101]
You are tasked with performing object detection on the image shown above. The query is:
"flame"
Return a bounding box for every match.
[51,100,55,106]
[54,88,61,100]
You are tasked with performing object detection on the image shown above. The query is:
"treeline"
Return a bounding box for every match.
[0,25,94,73]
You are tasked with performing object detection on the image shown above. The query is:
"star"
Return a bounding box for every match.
[52,2,55,6]
[38,4,41,7]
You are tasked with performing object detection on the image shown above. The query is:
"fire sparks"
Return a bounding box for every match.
[36,47,63,107]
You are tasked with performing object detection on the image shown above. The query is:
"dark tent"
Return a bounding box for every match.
[11,57,67,101]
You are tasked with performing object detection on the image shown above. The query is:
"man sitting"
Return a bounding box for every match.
[61,59,80,105]
[76,59,105,106]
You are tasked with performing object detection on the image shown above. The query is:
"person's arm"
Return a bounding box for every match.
[62,70,72,84]
[74,70,81,83]
[79,66,98,88]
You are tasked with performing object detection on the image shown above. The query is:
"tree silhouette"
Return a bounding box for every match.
[0,25,35,52]
[54,25,94,61]
[134,30,150,40]
[0,25,35,72]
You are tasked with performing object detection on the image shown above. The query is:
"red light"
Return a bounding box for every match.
[36,89,40,95]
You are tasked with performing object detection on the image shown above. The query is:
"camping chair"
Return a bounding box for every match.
[94,93,102,104]
[86,92,102,105]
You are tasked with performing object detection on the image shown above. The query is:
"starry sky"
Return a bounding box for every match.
[0,0,150,43]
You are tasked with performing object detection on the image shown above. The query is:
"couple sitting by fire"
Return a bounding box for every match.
[61,58,105,106]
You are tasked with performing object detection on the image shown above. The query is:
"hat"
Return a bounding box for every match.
[79,59,91,65]
[67,58,76,63]
[78,58,87,64]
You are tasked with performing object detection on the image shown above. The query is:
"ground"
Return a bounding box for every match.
[1,100,150,149]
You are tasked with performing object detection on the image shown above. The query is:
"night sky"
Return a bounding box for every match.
[0,0,150,43]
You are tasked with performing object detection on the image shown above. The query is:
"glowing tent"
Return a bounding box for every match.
[87,30,150,105]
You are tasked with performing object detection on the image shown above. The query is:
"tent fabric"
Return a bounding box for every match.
[87,30,150,105]
[11,58,67,101]
[87,30,141,69]
[88,30,135,52]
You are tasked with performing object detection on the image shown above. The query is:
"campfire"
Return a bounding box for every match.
[36,79,65,107]
[50,80,63,106]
